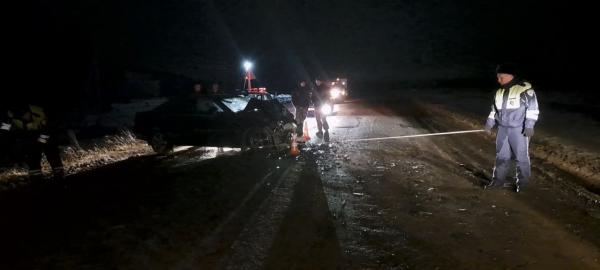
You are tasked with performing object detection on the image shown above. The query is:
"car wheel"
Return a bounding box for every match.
[243,127,274,149]
[150,133,172,154]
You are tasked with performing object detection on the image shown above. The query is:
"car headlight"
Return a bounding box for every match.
[320,103,333,115]
[330,88,342,99]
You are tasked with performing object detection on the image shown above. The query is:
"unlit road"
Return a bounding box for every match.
[1,99,599,269]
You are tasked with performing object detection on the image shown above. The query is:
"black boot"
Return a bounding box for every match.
[515,182,527,193]
[52,167,68,188]
[484,179,506,190]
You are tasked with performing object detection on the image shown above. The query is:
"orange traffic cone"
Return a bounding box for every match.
[290,135,300,157]
[302,120,311,141]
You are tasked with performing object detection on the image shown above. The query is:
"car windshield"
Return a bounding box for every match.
[158,98,195,113]
[220,96,250,113]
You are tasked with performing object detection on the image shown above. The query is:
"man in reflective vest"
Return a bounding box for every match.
[1,109,13,164]
[484,63,540,192]
[7,103,65,181]
[1,111,11,134]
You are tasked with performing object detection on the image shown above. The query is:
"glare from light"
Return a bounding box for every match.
[173,146,194,152]
[243,60,253,71]
[321,103,333,115]
[330,87,342,99]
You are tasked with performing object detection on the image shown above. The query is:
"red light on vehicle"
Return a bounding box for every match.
[248,87,268,94]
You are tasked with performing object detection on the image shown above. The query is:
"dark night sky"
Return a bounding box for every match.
[4,0,595,107]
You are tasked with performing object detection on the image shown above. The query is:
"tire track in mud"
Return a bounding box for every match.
[0,149,301,270]
[314,143,420,269]
[414,102,600,267]
[316,106,460,268]
[262,151,343,270]
[410,101,600,246]
[174,168,281,269]
[314,139,467,269]
[218,164,298,270]
[219,151,344,270]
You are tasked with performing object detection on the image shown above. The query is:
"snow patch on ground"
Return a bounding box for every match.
[0,130,152,190]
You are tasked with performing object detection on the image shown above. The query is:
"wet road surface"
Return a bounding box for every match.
[1,99,599,269]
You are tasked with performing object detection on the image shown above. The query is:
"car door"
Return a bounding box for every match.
[184,97,226,146]
[214,96,251,146]
[145,99,196,145]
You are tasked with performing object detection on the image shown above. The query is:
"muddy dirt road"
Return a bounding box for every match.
[1,100,599,269]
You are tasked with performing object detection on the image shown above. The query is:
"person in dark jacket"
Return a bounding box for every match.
[209,82,221,95]
[311,78,330,139]
[292,80,311,140]
[7,103,64,181]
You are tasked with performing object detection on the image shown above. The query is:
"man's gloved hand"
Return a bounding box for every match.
[523,128,534,137]
[484,124,494,135]
[1,122,11,133]
[37,134,50,144]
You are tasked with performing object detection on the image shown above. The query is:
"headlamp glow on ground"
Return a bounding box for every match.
[330,88,342,99]
[320,103,333,115]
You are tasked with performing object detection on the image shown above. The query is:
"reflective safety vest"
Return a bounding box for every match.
[487,82,540,128]
[9,105,48,131]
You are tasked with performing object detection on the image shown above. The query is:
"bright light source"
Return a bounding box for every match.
[320,103,333,115]
[330,87,342,99]
[243,60,253,71]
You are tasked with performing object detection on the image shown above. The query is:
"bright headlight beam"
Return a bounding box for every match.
[330,88,342,99]
[320,104,333,115]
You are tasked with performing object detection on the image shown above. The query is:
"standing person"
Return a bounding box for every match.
[1,108,13,164]
[191,82,205,97]
[484,63,540,192]
[8,103,65,181]
[312,78,330,140]
[292,80,311,142]
[1,108,10,135]
[210,82,221,95]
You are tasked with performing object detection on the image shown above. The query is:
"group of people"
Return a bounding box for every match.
[289,64,540,193]
[0,64,540,193]
[191,82,222,97]
[291,78,330,142]
[1,103,64,182]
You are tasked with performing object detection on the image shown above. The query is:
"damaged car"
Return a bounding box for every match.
[134,95,296,154]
